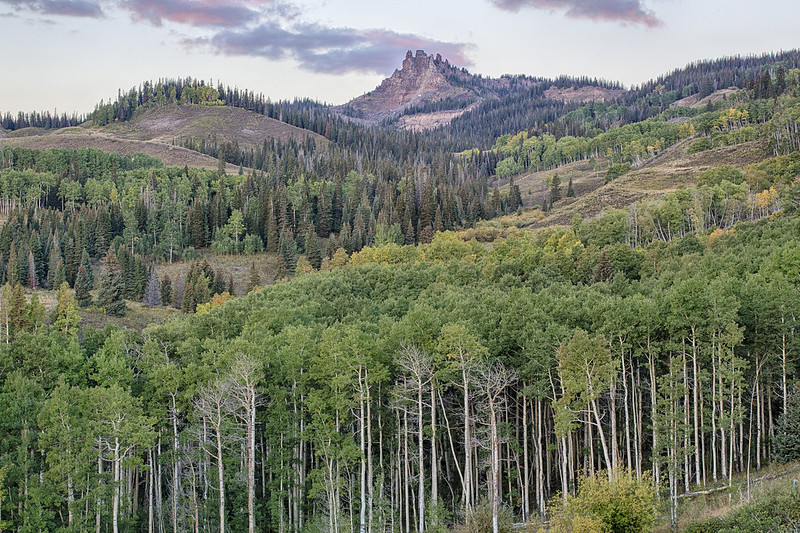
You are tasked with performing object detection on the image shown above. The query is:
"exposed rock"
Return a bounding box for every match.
[341,50,474,122]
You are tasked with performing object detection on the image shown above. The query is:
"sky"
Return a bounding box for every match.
[2,0,800,116]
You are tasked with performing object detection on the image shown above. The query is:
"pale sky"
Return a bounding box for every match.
[2,0,800,116]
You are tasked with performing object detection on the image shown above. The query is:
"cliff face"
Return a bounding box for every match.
[340,50,621,129]
[343,50,475,122]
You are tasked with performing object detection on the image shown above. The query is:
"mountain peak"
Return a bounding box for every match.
[341,50,468,122]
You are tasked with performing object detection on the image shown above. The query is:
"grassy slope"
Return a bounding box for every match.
[1,104,326,171]
[25,251,279,333]
[503,136,771,228]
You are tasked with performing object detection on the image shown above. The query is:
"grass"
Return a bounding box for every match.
[654,462,800,532]
[505,137,773,229]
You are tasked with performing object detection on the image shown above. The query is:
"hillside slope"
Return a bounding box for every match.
[1,104,327,171]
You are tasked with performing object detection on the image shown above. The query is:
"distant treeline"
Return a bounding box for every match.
[0,110,85,131]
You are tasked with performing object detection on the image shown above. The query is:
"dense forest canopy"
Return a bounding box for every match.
[1,48,800,533]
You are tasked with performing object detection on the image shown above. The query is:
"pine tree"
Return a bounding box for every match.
[305,231,322,270]
[774,389,800,462]
[248,261,261,292]
[274,255,289,282]
[7,247,18,287]
[74,265,93,308]
[8,283,29,340]
[549,174,562,208]
[143,268,161,307]
[160,275,173,306]
[567,176,576,198]
[593,251,614,283]
[80,249,94,288]
[27,250,38,290]
[97,246,126,316]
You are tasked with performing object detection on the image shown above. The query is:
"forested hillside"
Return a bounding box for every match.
[1,48,800,533]
[2,205,800,531]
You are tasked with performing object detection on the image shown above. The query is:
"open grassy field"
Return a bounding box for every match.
[503,137,772,228]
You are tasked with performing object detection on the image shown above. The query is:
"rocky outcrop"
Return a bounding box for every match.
[342,50,471,122]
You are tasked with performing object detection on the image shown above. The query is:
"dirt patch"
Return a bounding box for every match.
[544,86,624,103]
[110,104,328,148]
[671,88,741,109]
[398,102,481,131]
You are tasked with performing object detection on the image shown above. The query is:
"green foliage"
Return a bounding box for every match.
[456,499,513,533]
[605,163,630,183]
[684,484,800,533]
[96,246,126,316]
[549,471,656,533]
[52,282,81,335]
[774,390,800,462]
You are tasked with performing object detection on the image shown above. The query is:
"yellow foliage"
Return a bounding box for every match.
[196,292,232,315]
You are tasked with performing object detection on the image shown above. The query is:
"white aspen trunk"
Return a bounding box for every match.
[522,398,529,522]
[216,420,225,533]
[113,437,120,533]
[590,398,613,480]
[248,389,256,533]
[536,399,545,519]
[621,348,632,472]
[712,357,718,483]
[404,408,410,533]
[97,437,103,533]
[610,375,618,472]
[417,374,425,533]
[560,436,568,504]
[490,405,500,533]
[692,330,702,486]
[367,382,373,533]
[149,448,154,533]
[648,351,659,486]
[171,396,180,533]
[462,366,472,521]
[430,384,437,510]
[359,368,367,533]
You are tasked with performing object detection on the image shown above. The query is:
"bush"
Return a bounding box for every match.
[688,137,712,154]
[684,484,800,532]
[605,164,631,183]
[548,470,656,533]
[454,499,514,533]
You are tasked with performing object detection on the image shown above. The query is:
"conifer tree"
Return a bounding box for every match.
[549,174,562,208]
[143,268,161,307]
[305,231,322,270]
[8,283,29,340]
[273,255,289,282]
[774,389,800,462]
[7,247,18,287]
[567,176,576,198]
[74,265,93,308]
[80,249,94,288]
[160,275,172,306]
[593,251,614,283]
[97,246,126,316]
[27,250,38,290]
[248,261,261,292]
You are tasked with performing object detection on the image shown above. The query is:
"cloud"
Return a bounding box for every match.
[203,22,473,74]
[491,0,662,27]
[0,0,103,17]
[119,0,272,27]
